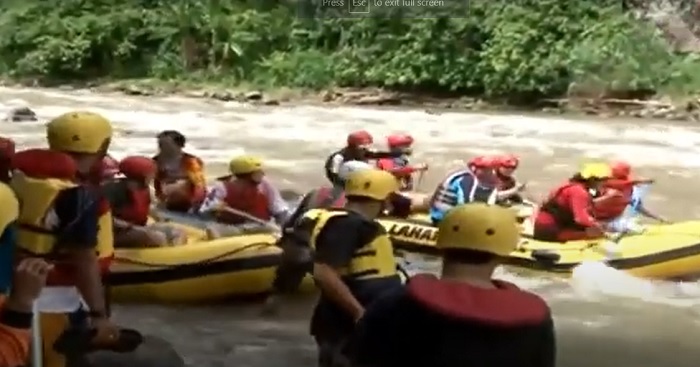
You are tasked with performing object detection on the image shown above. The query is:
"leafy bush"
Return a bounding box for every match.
[1,0,699,100]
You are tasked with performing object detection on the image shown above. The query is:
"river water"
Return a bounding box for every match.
[2,86,700,366]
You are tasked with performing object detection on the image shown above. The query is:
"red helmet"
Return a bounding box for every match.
[347,130,373,146]
[91,155,119,181]
[610,161,631,179]
[468,155,497,169]
[387,134,414,148]
[119,156,157,180]
[497,154,519,169]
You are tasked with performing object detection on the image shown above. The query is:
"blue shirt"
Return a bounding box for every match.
[0,223,17,294]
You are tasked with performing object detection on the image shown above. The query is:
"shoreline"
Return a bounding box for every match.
[3,77,700,122]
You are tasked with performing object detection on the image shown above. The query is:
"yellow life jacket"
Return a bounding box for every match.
[307,208,397,281]
[10,173,114,259]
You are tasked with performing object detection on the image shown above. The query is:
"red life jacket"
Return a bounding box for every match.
[114,183,151,226]
[592,179,633,221]
[218,179,272,224]
[377,157,413,191]
[309,186,346,209]
[538,182,592,230]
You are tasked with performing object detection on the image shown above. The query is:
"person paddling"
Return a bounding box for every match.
[324,130,402,187]
[376,134,428,191]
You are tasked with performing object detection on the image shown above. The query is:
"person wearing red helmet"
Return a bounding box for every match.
[376,134,428,191]
[592,161,665,230]
[493,154,527,204]
[429,156,499,224]
[324,130,401,187]
[102,156,185,247]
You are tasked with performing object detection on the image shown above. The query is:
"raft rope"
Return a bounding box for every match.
[112,242,277,268]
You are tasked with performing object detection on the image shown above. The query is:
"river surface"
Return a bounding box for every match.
[2,86,700,366]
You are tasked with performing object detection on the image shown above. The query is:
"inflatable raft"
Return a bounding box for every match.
[108,224,313,304]
[379,214,700,279]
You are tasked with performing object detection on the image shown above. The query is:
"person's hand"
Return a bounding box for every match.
[7,258,53,312]
[586,224,605,237]
[90,316,121,346]
[353,308,365,323]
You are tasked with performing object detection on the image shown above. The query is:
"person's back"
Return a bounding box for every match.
[353,276,553,367]
[353,204,554,367]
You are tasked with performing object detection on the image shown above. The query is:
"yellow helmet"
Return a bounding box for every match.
[229,155,263,175]
[436,203,520,256]
[47,111,113,154]
[579,162,611,180]
[344,169,399,200]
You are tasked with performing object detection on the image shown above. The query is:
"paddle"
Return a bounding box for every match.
[31,301,43,367]
[219,207,282,234]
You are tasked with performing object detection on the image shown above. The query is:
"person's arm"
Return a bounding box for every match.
[313,216,365,320]
[54,188,107,317]
[198,182,227,214]
[326,154,345,186]
[0,296,31,367]
[570,188,598,228]
[262,180,290,225]
[387,193,412,218]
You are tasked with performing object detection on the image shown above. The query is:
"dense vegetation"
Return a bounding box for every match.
[1,0,700,101]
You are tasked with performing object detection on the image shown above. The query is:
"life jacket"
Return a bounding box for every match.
[307,186,347,209]
[153,152,205,211]
[305,208,398,281]
[539,182,591,230]
[430,169,495,222]
[324,148,355,186]
[110,180,151,226]
[592,179,633,221]
[377,156,413,191]
[11,149,114,287]
[217,178,271,224]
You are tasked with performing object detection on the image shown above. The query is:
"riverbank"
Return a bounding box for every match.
[3,1,700,122]
[5,77,700,122]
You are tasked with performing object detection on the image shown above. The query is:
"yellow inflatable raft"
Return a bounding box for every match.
[108,224,313,304]
[379,214,700,279]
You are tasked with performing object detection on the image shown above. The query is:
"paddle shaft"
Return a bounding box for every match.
[221,207,282,233]
[31,301,42,367]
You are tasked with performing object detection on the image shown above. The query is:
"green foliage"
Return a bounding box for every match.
[1,0,700,100]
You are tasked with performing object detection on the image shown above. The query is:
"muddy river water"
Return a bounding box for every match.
[2,86,700,366]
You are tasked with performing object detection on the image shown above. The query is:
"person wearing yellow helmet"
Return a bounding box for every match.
[353,203,554,367]
[293,169,402,367]
[153,130,207,213]
[11,111,122,367]
[533,162,611,242]
[198,155,290,235]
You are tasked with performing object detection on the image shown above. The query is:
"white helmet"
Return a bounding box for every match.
[338,160,374,181]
